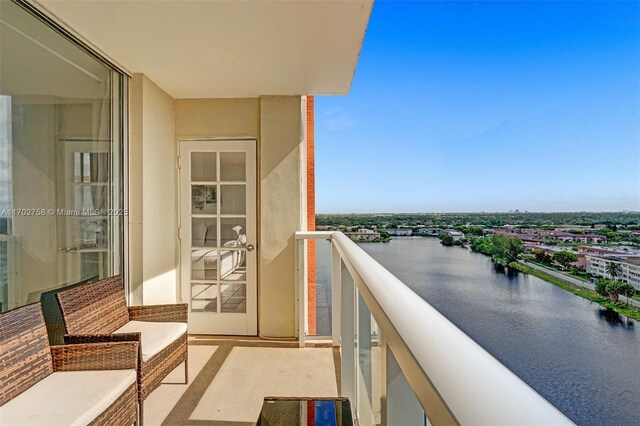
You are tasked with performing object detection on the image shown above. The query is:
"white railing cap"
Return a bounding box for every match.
[329,231,573,425]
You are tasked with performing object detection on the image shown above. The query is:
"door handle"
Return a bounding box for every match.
[246,244,255,252]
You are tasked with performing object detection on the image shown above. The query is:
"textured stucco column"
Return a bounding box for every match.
[128,74,177,306]
[128,74,144,305]
[259,96,304,337]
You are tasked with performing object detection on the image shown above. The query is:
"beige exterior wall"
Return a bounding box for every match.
[175,99,260,140]
[129,78,143,304]
[129,74,178,305]
[259,96,304,337]
[127,92,304,336]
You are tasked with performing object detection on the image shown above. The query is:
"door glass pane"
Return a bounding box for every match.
[220,217,246,247]
[221,252,246,282]
[192,185,217,214]
[220,185,246,215]
[191,283,218,312]
[192,218,216,247]
[221,283,246,313]
[191,152,216,181]
[220,152,245,181]
[191,249,218,281]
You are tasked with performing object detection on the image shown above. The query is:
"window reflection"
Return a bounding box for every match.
[0,1,124,317]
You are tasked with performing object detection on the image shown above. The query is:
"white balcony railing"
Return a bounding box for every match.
[295,231,572,425]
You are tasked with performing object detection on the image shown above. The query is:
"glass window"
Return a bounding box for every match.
[0,1,125,319]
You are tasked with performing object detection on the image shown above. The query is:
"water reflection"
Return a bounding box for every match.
[597,308,635,329]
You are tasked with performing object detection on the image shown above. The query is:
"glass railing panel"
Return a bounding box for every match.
[386,344,425,425]
[311,238,332,337]
[356,291,381,425]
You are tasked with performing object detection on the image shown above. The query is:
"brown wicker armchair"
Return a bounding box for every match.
[0,302,139,425]
[55,275,188,423]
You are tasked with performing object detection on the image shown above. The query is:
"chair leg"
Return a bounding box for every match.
[184,358,189,384]
[139,401,144,426]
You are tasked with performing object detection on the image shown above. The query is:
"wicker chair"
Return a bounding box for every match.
[0,302,139,425]
[56,275,188,423]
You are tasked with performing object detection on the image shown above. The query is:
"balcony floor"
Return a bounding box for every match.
[144,336,340,425]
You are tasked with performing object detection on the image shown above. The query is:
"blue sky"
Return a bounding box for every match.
[315,1,640,213]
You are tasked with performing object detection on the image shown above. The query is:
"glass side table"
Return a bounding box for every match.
[257,397,353,426]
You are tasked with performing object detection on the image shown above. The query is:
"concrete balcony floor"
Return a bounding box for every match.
[144,336,340,425]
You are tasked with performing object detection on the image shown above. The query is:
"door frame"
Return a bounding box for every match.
[177,138,258,335]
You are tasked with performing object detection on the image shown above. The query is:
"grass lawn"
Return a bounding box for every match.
[511,262,640,321]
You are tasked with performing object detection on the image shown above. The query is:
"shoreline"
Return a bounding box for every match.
[506,261,640,321]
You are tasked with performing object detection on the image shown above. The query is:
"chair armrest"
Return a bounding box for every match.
[64,332,141,344]
[128,304,188,323]
[51,342,139,372]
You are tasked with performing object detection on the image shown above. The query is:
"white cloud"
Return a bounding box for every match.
[319,107,355,131]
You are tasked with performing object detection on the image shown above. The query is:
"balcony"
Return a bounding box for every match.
[144,336,339,424]
[143,231,571,425]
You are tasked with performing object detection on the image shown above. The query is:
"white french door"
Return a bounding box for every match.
[179,140,257,335]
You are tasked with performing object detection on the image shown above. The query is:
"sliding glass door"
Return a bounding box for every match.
[0,1,126,324]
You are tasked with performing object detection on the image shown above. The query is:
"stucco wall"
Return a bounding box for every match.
[259,96,304,337]
[175,99,260,139]
[129,74,177,305]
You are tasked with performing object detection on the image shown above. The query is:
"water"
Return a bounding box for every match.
[316,237,640,425]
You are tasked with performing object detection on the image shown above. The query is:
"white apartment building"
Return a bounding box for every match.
[417,228,442,235]
[345,228,381,241]
[586,255,640,290]
[445,230,465,241]
[387,228,413,236]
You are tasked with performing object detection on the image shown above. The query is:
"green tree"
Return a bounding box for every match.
[605,262,622,280]
[471,237,493,255]
[504,237,525,263]
[439,233,454,246]
[619,283,636,305]
[552,251,578,269]
[490,234,509,260]
[595,279,623,304]
[534,250,553,264]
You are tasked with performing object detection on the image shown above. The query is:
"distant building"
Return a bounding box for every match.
[487,230,545,244]
[417,228,442,236]
[487,228,606,244]
[586,255,640,290]
[578,246,640,256]
[551,232,607,244]
[530,245,586,269]
[444,229,465,241]
[345,228,380,241]
[386,228,412,236]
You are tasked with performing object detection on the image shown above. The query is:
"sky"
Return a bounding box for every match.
[315,1,640,213]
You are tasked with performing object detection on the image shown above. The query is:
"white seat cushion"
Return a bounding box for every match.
[0,369,136,426]
[114,321,187,362]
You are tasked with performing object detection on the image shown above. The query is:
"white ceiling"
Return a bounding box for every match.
[34,0,373,99]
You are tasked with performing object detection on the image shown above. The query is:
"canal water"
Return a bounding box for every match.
[315,237,639,425]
